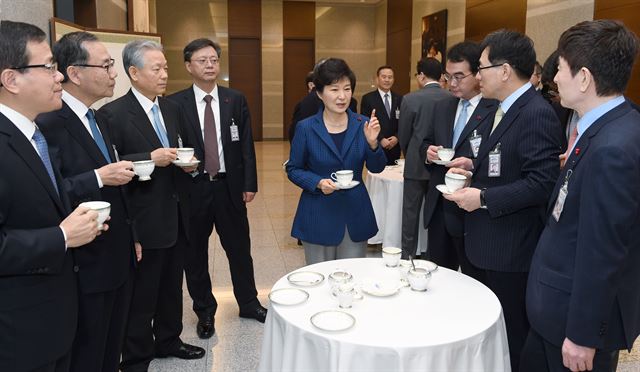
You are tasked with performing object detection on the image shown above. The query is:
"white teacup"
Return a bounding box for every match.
[79,201,111,230]
[382,247,402,267]
[330,170,353,187]
[176,147,194,162]
[437,147,455,161]
[444,173,467,192]
[336,283,355,309]
[408,268,431,292]
[395,159,405,166]
[133,160,155,181]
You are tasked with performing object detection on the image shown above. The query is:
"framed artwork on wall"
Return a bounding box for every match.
[421,9,448,66]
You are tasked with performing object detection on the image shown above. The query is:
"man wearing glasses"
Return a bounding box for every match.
[168,38,265,340]
[36,31,140,372]
[420,41,497,278]
[443,30,562,371]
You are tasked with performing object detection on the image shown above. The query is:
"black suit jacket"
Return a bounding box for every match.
[527,102,640,351]
[168,85,257,211]
[99,90,191,249]
[37,102,136,294]
[420,96,499,235]
[465,86,563,272]
[0,113,77,371]
[360,89,402,163]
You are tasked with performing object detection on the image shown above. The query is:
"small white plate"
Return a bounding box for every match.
[361,280,401,297]
[268,288,309,306]
[335,180,360,190]
[287,271,325,287]
[433,159,453,166]
[436,184,453,195]
[311,310,356,332]
[172,159,201,167]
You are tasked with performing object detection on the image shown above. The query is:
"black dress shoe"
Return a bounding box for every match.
[197,316,215,339]
[239,304,268,323]
[156,341,205,360]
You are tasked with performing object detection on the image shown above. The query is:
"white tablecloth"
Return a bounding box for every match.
[365,165,428,253]
[258,258,511,372]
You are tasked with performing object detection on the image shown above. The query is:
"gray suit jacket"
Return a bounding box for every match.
[398,83,453,180]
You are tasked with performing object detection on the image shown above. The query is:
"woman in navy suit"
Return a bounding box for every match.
[287,58,387,264]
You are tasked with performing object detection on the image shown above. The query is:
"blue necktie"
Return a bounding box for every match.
[151,104,170,148]
[32,128,59,195]
[452,100,470,147]
[86,109,112,163]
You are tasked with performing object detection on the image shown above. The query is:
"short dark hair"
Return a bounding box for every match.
[313,58,356,93]
[533,61,542,75]
[53,31,99,83]
[0,20,47,73]
[558,19,639,96]
[416,57,442,81]
[305,71,314,85]
[446,41,482,73]
[541,50,559,86]
[481,29,536,81]
[183,38,222,62]
[376,65,393,76]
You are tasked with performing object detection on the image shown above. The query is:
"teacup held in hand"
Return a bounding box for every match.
[133,160,155,181]
[330,170,353,187]
[437,147,455,162]
[444,173,467,192]
[79,201,111,230]
[176,147,194,162]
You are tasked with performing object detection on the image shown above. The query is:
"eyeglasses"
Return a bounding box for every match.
[72,59,116,73]
[477,63,506,71]
[443,72,473,83]
[192,57,219,66]
[9,62,58,74]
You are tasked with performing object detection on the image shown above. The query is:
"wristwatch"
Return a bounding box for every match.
[480,188,488,209]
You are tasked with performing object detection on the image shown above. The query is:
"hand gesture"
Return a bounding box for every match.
[317,179,338,195]
[97,160,135,186]
[60,206,101,248]
[447,157,474,171]
[562,338,595,371]
[426,145,441,163]
[151,148,177,167]
[180,156,199,173]
[363,109,381,149]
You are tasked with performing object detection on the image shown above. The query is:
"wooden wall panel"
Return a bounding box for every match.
[283,1,315,39]
[228,0,262,38]
[74,0,97,28]
[465,0,526,42]
[387,0,412,95]
[594,0,640,104]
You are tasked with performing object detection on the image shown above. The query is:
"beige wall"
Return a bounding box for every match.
[262,0,284,139]
[0,0,53,38]
[410,0,466,92]
[526,0,594,64]
[96,0,128,30]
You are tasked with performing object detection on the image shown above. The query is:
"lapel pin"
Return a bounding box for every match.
[357,116,362,121]
[575,147,580,155]
[476,115,481,120]
[224,98,229,103]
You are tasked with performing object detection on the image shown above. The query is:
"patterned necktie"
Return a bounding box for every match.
[384,93,391,118]
[32,128,59,195]
[203,95,220,175]
[151,104,170,148]
[452,99,470,147]
[86,109,112,163]
[490,106,504,135]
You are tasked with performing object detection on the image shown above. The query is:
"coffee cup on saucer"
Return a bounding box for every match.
[444,173,467,192]
[330,170,353,187]
[382,247,402,267]
[176,147,194,162]
[408,268,431,291]
[437,147,455,162]
[79,201,111,230]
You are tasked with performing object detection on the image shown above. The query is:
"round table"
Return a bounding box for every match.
[258,258,511,372]
[365,165,428,252]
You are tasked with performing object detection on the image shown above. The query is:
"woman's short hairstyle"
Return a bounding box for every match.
[312,58,356,93]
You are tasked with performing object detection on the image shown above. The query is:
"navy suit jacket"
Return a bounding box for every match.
[420,96,499,235]
[287,110,387,245]
[0,113,77,371]
[527,101,640,351]
[37,102,136,294]
[360,89,402,163]
[465,86,563,272]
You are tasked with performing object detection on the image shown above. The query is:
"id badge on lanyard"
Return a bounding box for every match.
[488,142,501,177]
[230,118,240,142]
[469,129,482,158]
[552,170,572,221]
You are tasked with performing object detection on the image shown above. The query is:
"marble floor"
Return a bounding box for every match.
[149,141,639,372]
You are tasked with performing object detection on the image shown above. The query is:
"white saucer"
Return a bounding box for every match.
[335,180,360,190]
[287,271,325,287]
[361,279,401,297]
[433,159,453,166]
[172,159,200,167]
[310,310,356,332]
[436,184,454,195]
[268,288,309,306]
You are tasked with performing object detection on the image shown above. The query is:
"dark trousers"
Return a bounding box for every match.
[31,353,71,372]
[475,269,529,372]
[520,329,619,372]
[70,272,134,372]
[401,178,429,257]
[426,200,483,279]
[185,176,258,319]
[120,233,186,372]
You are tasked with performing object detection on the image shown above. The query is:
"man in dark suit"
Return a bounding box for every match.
[168,38,266,339]
[397,57,452,258]
[0,20,100,372]
[360,65,402,165]
[444,30,562,371]
[522,20,640,372]
[420,41,497,277]
[100,40,205,371]
[36,32,139,372]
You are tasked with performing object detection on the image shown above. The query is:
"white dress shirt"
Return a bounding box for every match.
[131,86,169,137]
[193,84,226,173]
[454,93,482,128]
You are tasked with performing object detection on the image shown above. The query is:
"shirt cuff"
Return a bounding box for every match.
[94,170,104,188]
[60,226,68,251]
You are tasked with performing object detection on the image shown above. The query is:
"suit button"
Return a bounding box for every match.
[172,194,177,200]
[73,265,80,273]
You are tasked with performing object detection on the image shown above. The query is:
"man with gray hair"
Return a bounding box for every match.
[100,39,204,371]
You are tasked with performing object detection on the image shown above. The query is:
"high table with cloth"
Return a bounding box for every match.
[258,258,511,372]
[365,164,428,254]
